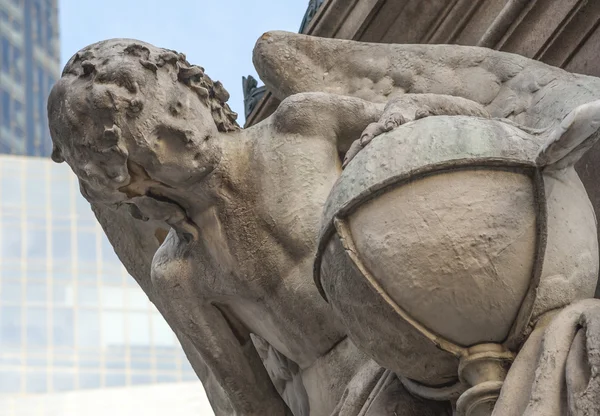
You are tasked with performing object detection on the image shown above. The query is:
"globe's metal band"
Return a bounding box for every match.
[314,161,548,355]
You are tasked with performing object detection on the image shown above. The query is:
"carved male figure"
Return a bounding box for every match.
[48,38,481,416]
[48,32,600,415]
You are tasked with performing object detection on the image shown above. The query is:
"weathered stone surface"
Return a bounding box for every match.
[48,31,600,415]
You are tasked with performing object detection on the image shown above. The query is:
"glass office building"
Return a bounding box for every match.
[0,155,198,395]
[0,0,60,156]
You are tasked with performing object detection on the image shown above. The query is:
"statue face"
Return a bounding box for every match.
[49,48,222,221]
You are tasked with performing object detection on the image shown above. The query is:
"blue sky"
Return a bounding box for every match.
[59,0,309,123]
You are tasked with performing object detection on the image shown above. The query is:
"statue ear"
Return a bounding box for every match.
[536,100,600,170]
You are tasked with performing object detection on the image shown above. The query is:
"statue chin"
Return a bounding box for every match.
[315,115,599,408]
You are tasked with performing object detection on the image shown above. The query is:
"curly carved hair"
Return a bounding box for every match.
[58,39,240,142]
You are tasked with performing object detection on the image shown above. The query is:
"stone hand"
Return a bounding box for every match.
[343,112,408,168]
[343,94,488,168]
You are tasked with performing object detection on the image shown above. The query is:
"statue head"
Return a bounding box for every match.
[48,39,239,210]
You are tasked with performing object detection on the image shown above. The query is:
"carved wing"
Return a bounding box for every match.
[90,202,234,415]
[252,31,600,130]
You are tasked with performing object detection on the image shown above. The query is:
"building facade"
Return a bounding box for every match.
[0,0,59,156]
[0,155,198,395]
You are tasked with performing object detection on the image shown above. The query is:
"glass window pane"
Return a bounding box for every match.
[130,356,151,371]
[13,99,22,116]
[77,309,100,348]
[78,232,96,263]
[1,280,21,302]
[15,126,24,140]
[52,218,71,230]
[27,268,48,281]
[26,215,47,229]
[26,281,46,303]
[1,39,8,73]
[52,283,74,306]
[79,372,100,390]
[129,312,150,345]
[130,347,152,360]
[156,373,177,383]
[79,355,101,369]
[105,372,126,388]
[3,268,22,280]
[52,308,74,347]
[1,161,22,191]
[26,371,47,393]
[100,270,122,285]
[155,356,177,371]
[25,178,46,210]
[78,271,97,283]
[12,45,21,68]
[1,89,9,127]
[52,230,71,261]
[52,353,74,368]
[131,373,152,385]
[26,354,47,366]
[47,75,55,96]
[35,7,43,43]
[0,370,21,393]
[101,287,124,309]
[53,371,74,392]
[2,225,23,258]
[26,307,47,346]
[105,345,126,358]
[0,354,21,366]
[0,305,21,346]
[27,228,47,260]
[101,311,125,347]
[151,313,175,346]
[49,180,71,214]
[77,285,98,306]
[106,358,125,370]
[127,288,149,310]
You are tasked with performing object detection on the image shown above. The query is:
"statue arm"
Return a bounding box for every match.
[271,91,489,165]
[91,204,288,415]
[177,301,293,415]
[343,93,490,166]
[272,92,384,154]
[151,246,291,415]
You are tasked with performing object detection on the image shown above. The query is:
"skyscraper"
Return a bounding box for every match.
[0,155,198,396]
[0,1,205,407]
[0,0,60,156]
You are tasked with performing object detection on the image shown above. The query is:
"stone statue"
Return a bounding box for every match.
[47,31,600,415]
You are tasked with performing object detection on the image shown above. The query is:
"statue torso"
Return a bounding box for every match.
[152,121,347,368]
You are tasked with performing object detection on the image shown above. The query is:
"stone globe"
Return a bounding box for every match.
[314,116,598,389]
